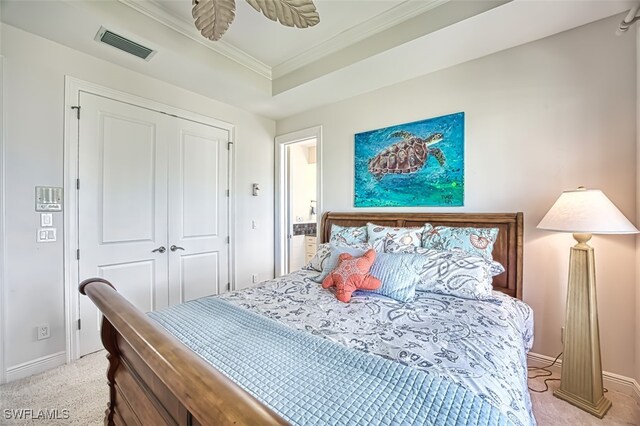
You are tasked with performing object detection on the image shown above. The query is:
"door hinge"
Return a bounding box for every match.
[226,236,230,244]
[227,283,231,291]
[71,106,81,119]
[226,189,230,197]
[227,141,233,150]
[76,178,80,190]
[76,249,80,260]
[77,319,82,330]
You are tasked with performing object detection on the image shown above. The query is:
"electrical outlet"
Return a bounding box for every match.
[561,326,565,344]
[37,324,50,340]
[252,274,258,283]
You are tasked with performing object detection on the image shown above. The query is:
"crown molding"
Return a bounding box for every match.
[272,0,449,79]
[118,0,451,82]
[117,0,272,79]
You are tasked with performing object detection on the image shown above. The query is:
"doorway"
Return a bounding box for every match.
[64,77,235,361]
[275,127,322,276]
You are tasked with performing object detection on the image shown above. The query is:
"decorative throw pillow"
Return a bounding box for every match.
[367,223,430,253]
[329,224,368,246]
[368,253,426,302]
[313,243,371,283]
[322,249,381,303]
[414,250,497,300]
[421,226,499,261]
[303,243,331,272]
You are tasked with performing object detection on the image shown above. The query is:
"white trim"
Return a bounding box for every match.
[274,126,322,277]
[64,76,236,362]
[0,55,6,384]
[6,351,66,383]
[527,352,640,402]
[116,0,272,79]
[272,0,448,78]
[228,127,236,291]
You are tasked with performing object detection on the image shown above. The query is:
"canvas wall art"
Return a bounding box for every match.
[354,112,464,207]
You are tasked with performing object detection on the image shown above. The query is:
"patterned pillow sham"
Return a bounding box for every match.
[329,224,368,246]
[413,250,497,300]
[421,226,499,261]
[367,223,430,253]
[303,243,331,272]
[395,246,506,278]
[368,253,425,302]
[313,243,371,283]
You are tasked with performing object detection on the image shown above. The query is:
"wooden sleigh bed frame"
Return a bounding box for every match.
[80,212,523,425]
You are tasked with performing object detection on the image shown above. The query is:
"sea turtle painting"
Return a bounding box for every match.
[354,111,464,207]
[368,131,446,181]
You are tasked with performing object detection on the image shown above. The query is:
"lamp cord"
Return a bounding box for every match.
[527,352,562,393]
[527,352,608,394]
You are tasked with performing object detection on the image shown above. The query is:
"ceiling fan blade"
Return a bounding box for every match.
[245,0,320,29]
[192,0,236,41]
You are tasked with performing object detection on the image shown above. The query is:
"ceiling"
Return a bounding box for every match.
[0,0,635,119]
[146,0,427,68]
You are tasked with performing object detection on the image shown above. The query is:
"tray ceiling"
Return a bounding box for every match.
[0,0,634,119]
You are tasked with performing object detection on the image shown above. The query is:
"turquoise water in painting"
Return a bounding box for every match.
[354,112,464,207]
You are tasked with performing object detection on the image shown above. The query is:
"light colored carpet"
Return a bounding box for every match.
[0,351,107,425]
[529,371,640,425]
[1,351,639,425]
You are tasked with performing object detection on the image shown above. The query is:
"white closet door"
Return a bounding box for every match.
[78,93,171,356]
[167,119,229,305]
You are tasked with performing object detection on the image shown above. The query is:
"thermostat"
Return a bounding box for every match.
[35,186,63,212]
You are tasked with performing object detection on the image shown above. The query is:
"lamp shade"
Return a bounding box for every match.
[537,188,638,234]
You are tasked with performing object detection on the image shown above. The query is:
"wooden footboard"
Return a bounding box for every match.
[80,278,288,426]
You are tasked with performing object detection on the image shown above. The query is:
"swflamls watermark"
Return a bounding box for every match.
[3,408,70,420]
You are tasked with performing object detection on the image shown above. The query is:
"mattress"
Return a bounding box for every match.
[151,269,535,425]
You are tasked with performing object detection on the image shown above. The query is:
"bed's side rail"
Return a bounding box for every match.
[80,278,288,426]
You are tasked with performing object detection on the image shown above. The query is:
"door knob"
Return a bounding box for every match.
[170,245,185,252]
[152,246,166,253]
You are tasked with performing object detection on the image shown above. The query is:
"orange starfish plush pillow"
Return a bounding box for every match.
[322,249,381,303]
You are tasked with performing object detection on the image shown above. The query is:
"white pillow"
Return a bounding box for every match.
[416,250,498,299]
[313,243,371,283]
[367,223,429,253]
[303,243,331,272]
[393,247,505,300]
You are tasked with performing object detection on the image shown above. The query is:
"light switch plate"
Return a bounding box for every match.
[37,228,57,242]
[35,186,63,212]
[41,213,53,227]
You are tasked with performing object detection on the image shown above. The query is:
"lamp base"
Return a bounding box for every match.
[554,237,611,418]
[553,389,611,418]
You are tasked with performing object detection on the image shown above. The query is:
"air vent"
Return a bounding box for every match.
[95,27,156,61]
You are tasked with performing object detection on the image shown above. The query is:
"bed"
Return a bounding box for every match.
[80,212,529,426]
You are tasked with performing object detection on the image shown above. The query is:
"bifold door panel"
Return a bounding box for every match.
[78,93,229,356]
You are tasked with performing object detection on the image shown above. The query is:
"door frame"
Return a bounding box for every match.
[0,56,7,383]
[63,76,236,362]
[274,126,323,277]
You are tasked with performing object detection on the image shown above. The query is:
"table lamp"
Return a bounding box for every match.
[537,186,638,417]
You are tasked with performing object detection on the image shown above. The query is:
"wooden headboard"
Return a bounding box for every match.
[320,212,523,300]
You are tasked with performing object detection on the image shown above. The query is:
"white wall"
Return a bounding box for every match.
[278,15,638,378]
[1,24,275,375]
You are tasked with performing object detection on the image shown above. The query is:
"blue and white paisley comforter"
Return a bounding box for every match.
[217,270,535,426]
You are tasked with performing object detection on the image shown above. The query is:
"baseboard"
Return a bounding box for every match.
[528,352,640,402]
[5,351,66,382]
